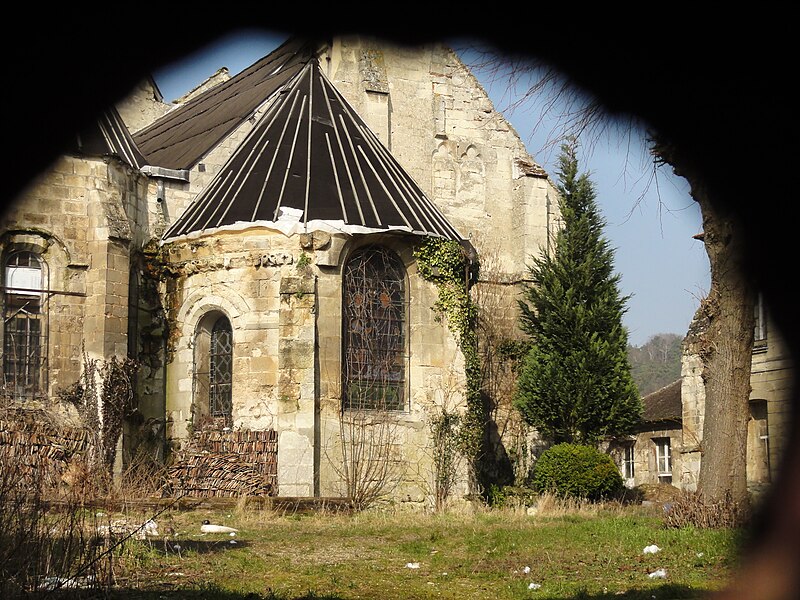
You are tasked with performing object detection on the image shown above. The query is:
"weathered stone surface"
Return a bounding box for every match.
[3,37,566,506]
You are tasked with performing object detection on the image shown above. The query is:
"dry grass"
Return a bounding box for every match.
[664,490,750,529]
[0,477,742,600]
[93,497,739,599]
[0,405,741,600]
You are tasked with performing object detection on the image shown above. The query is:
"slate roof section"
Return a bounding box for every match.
[162,60,465,243]
[641,379,682,425]
[70,108,147,170]
[133,38,318,170]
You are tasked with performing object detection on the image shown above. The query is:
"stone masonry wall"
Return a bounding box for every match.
[115,78,171,134]
[161,230,318,495]
[162,229,469,502]
[144,38,558,502]
[315,235,468,505]
[1,155,145,403]
[327,37,558,279]
[750,312,795,481]
[681,309,795,490]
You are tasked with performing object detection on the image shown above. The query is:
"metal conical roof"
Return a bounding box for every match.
[162,60,465,243]
[69,107,147,169]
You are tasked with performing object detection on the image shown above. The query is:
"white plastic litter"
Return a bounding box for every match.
[648,569,667,579]
[528,582,541,590]
[643,544,661,554]
[200,520,239,534]
[143,519,159,537]
[522,566,531,574]
[39,575,95,590]
[406,562,420,569]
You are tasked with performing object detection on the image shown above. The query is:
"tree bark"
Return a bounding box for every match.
[695,190,754,508]
[655,140,755,510]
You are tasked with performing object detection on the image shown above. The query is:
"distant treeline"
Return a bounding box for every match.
[627,333,683,397]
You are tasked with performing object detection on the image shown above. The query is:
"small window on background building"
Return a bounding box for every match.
[623,444,635,480]
[342,246,406,411]
[747,399,770,484]
[655,437,672,483]
[3,251,48,401]
[754,292,767,345]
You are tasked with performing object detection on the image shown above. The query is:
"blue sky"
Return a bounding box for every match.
[152,29,710,347]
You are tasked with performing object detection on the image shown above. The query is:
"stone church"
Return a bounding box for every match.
[0,37,559,503]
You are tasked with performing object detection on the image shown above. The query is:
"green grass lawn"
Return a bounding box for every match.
[105,501,741,600]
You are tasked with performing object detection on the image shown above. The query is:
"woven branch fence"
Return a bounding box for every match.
[165,429,278,498]
[0,409,93,488]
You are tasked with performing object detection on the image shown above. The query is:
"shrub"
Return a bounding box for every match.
[664,490,750,528]
[486,485,538,508]
[532,443,623,501]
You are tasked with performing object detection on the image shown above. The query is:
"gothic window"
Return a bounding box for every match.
[209,316,233,420]
[3,251,48,400]
[343,246,406,411]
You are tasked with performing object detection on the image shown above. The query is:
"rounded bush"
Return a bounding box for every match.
[533,443,623,501]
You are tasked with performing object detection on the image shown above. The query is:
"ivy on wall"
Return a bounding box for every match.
[413,238,484,471]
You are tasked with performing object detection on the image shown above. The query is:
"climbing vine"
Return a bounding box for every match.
[413,238,484,477]
[59,349,140,484]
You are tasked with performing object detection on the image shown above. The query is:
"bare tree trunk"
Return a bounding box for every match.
[656,140,755,510]
[693,184,755,509]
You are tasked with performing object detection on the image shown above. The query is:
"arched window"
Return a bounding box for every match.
[209,316,233,420]
[194,311,233,427]
[342,246,406,411]
[3,251,48,400]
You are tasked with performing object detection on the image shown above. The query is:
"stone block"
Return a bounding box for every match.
[279,339,314,369]
[295,408,314,432]
[250,355,277,374]
[279,431,313,463]
[280,275,315,296]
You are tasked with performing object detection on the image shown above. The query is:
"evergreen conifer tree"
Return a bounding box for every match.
[514,140,641,444]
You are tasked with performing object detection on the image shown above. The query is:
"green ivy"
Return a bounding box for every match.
[296,251,311,270]
[413,238,484,467]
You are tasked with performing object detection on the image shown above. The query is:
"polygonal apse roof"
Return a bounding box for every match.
[161,57,465,243]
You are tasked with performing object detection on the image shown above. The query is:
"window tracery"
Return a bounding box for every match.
[342,246,406,411]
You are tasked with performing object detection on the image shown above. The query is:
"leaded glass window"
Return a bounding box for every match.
[210,316,233,420]
[3,251,47,400]
[343,246,406,411]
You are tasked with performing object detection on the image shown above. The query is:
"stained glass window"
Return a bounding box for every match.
[343,247,406,411]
